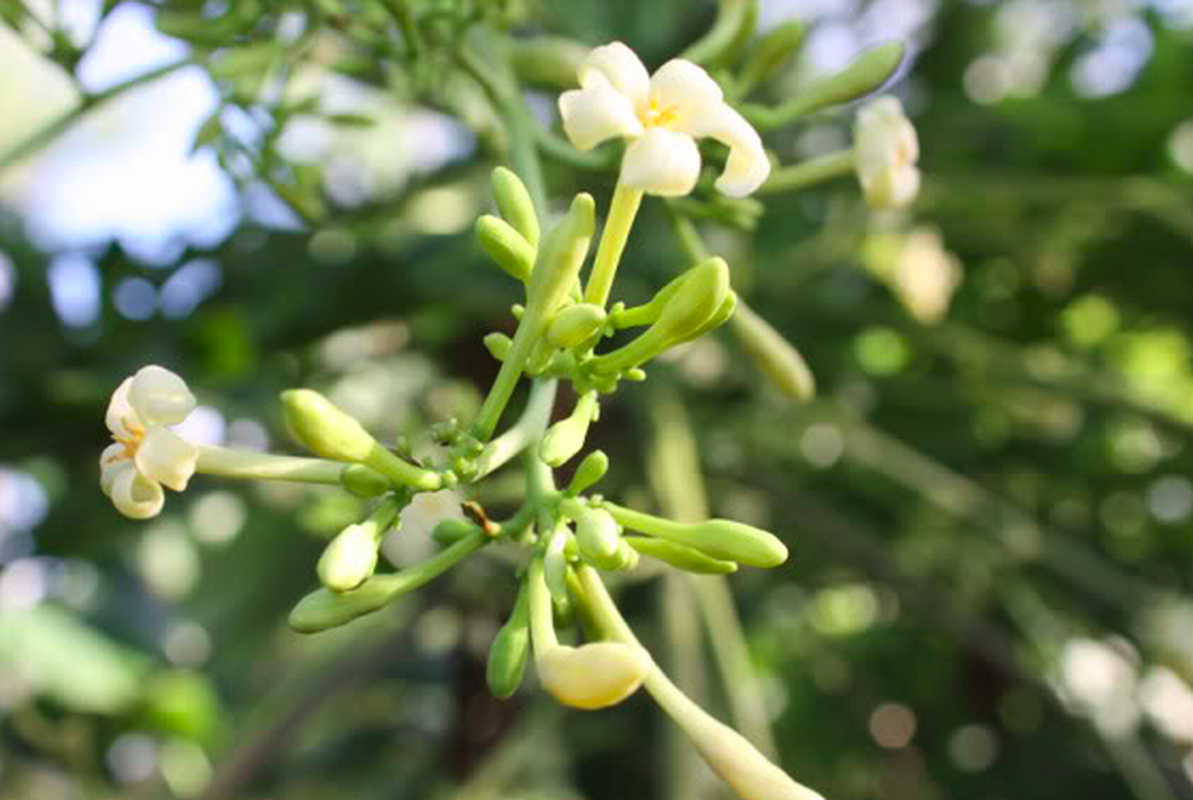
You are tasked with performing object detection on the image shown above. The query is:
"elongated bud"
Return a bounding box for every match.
[625,536,738,574]
[592,258,730,375]
[526,194,595,333]
[340,464,390,496]
[283,389,374,462]
[483,332,513,362]
[477,215,535,283]
[487,580,531,699]
[681,289,737,345]
[562,498,627,570]
[491,167,540,247]
[537,642,650,710]
[547,303,607,349]
[730,302,815,401]
[289,578,397,633]
[738,20,807,91]
[317,523,380,592]
[540,390,600,467]
[431,518,482,545]
[788,41,905,117]
[566,450,609,496]
[604,503,787,568]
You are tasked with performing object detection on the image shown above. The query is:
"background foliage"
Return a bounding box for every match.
[1,1,1192,799]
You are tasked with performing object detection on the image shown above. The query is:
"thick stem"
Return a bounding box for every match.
[196,445,345,484]
[585,183,644,307]
[756,150,855,195]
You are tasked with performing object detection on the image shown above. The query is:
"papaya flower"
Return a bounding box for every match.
[853,96,921,209]
[558,41,770,197]
[100,366,199,519]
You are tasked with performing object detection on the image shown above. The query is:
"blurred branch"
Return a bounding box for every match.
[0,56,193,174]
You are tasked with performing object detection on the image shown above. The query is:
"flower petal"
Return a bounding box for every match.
[100,448,132,497]
[129,365,195,426]
[578,41,649,113]
[620,128,702,197]
[861,164,921,209]
[559,83,644,151]
[537,642,649,710]
[135,427,199,492]
[110,467,165,520]
[649,58,723,116]
[853,96,920,208]
[679,103,770,197]
[105,377,141,439]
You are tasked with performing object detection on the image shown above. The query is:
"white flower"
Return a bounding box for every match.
[558,41,770,198]
[537,641,650,710]
[893,227,962,324]
[100,366,199,519]
[854,96,921,209]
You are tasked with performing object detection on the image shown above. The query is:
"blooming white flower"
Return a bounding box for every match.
[558,42,770,198]
[100,366,199,519]
[853,96,921,209]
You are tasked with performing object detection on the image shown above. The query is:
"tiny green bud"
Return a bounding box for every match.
[566,450,609,496]
[487,580,531,699]
[283,389,374,462]
[340,464,390,497]
[540,391,599,467]
[624,368,647,381]
[491,166,540,247]
[730,302,816,401]
[511,303,525,320]
[483,332,513,362]
[476,215,535,283]
[625,536,738,574]
[547,303,608,349]
[603,503,788,569]
[317,523,379,592]
[562,499,625,571]
[431,518,483,545]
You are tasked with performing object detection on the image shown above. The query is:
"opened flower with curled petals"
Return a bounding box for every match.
[559,42,770,198]
[100,366,199,519]
[853,96,921,209]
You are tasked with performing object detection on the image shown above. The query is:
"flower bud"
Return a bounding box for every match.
[566,450,609,496]
[604,503,788,569]
[289,578,398,633]
[483,332,513,362]
[283,389,375,462]
[431,518,483,545]
[487,582,531,699]
[525,193,595,333]
[476,215,535,283]
[540,390,599,467]
[563,499,625,570]
[738,20,807,91]
[625,536,738,574]
[340,464,390,497]
[317,523,380,592]
[510,37,590,90]
[788,41,905,119]
[537,642,649,710]
[546,303,607,349]
[491,166,540,247]
[730,302,815,401]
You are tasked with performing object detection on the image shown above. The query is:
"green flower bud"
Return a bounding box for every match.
[592,258,730,375]
[738,20,807,91]
[730,302,816,401]
[431,518,483,545]
[483,332,513,362]
[283,389,375,462]
[317,523,380,592]
[787,41,905,118]
[540,391,599,467]
[340,464,390,497]
[547,303,608,349]
[491,167,540,247]
[509,37,589,91]
[603,503,788,569]
[525,194,595,334]
[562,499,625,570]
[288,578,397,633]
[566,450,609,496]
[487,580,531,699]
[681,289,738,345]
[624,536,738,574]
[476,214,535,283]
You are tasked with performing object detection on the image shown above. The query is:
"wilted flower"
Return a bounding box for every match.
[100,366,199,519]
[559,41,770,197]
[854,96,920,209]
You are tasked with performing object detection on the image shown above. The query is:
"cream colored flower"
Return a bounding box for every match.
[892,227,962,323]
[100,366,199,519]
[537,641,650,710]
[558,42,770,197]
[854,96,920,209]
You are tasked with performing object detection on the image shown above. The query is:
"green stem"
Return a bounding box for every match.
[585,182,643,307]
[0,57,193,173]
[196,445,346,484]
[527,556,559,654]
[364,443,443,492]
[756,150,855,195]
[472,318,539,442]
[473,379,558,480]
